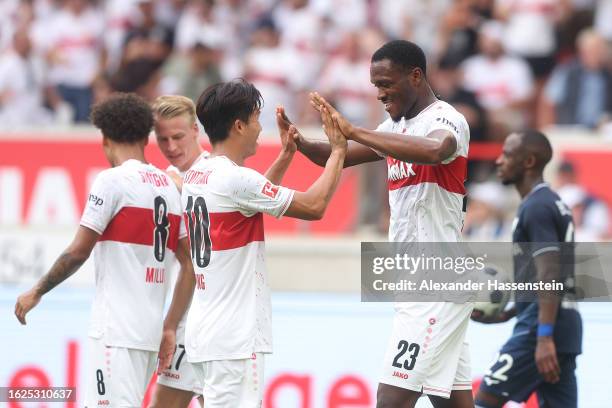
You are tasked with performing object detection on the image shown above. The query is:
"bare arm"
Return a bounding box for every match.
[297,138,383,168]
[264,106,297,184]
[311,93,457,164]
[15,226,99,324]
[534,251,561,383]
[158,237,195,371]
[274,103,381,168]
[283,103,347,220]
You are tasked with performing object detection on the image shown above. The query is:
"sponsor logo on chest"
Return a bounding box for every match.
[387,158,416,182]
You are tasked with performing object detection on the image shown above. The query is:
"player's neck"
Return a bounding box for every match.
[111,148,147,167]
[210,143,246,166]
[517,175,545,199]
[407,85,438,119]
[181,148,205,172]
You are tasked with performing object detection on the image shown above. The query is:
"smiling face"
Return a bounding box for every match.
[155,114,200,171]
[370,59,419,122]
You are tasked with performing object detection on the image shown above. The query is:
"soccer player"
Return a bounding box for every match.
[472,130,582,408]
[149,95,208,408]
[298,40,473,407]
[14,93,194,408]
[158,79,347,407]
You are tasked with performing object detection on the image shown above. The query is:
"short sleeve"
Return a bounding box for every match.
[522,204,561,257]
[80,171,118,234]
[427,108,467,163]
[228,167,294,218]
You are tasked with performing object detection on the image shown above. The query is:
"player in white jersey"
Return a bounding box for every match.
[149,95,208,408]
[14,93,194,408]
[157,79,347,407]
[300,40,473,407]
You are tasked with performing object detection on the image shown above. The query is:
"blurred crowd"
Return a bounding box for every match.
[2,0,612,134]
[1,0,611,237]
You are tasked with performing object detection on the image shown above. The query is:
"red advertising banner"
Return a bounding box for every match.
[0,139,357,233]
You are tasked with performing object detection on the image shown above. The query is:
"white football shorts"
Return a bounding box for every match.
[84,336,157,407]
[156,320,202,394]
[191,353,265,408]
[379,302,474,398]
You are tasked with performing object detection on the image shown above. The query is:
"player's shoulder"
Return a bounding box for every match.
[521,185,568,219]
[376,117,395,132]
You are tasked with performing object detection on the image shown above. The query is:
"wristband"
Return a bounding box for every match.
[537,323,554,337]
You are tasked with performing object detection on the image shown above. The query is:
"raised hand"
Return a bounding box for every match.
[276,106,297,154]
[309,92,354,139]
[314,96,347,152]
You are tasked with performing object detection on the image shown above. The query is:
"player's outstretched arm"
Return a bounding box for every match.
[311,93,457,165]
[283,104,347,220]
[264,106,298,184]
[158,237,195,371]
[14,226,99,325]
[276,99,381,168]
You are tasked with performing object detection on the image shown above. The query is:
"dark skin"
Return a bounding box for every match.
[297,59,470,408]
[473,132,562,407]
[293,58,458,168]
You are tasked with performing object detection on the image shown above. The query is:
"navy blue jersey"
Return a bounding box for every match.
[512,183,582,354]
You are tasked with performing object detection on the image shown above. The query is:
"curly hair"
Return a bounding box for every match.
[90,93,154,143]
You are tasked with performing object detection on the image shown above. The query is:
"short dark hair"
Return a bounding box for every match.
[372,40,427,75]
[90,93,153,143]
[520,129,553,170]
[196,79,263,143]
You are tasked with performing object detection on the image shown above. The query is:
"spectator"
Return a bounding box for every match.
[539,29,612,129]
[32,0,105,123]
[243,16,302,131]
[555,161,610,241]
[122,0,174,66]
[432,57,491,181]
[110,58,163,101]
[495,0,571,80]
[0,28,55,128]
[594,0,612,42]
[461,20,534,138]
[436,0,481,66]
[161,34,223,102]
[463,181,513,240]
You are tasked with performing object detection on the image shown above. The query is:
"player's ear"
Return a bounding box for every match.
[234,118,245,135]
[524,153,536,169]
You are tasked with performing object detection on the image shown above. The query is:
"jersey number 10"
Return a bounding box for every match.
[185,195,212,268]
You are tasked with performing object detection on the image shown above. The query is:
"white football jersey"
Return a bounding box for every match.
[166,151,210,176]
[181,156,294,362]
[81,159,186,351]
[377,100,469,243]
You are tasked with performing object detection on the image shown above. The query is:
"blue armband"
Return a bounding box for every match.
[537,323,554,337]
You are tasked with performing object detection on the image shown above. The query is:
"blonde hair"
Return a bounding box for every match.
[152,95,196,124]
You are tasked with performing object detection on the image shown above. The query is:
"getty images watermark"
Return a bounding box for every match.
[361,242,612,302]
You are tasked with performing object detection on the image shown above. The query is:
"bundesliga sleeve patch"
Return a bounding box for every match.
[261,181,280,199]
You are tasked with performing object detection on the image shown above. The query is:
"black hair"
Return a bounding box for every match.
[520,129,553,170]
[90,93,153,143]
[372,40,427,75]
[196,79,263,143]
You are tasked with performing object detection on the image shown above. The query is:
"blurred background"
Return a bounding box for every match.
[1,0,612,407]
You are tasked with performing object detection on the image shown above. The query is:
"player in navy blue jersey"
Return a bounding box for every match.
[472,130,582,408]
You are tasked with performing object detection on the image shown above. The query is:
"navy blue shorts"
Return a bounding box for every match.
[479,341,577,408]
